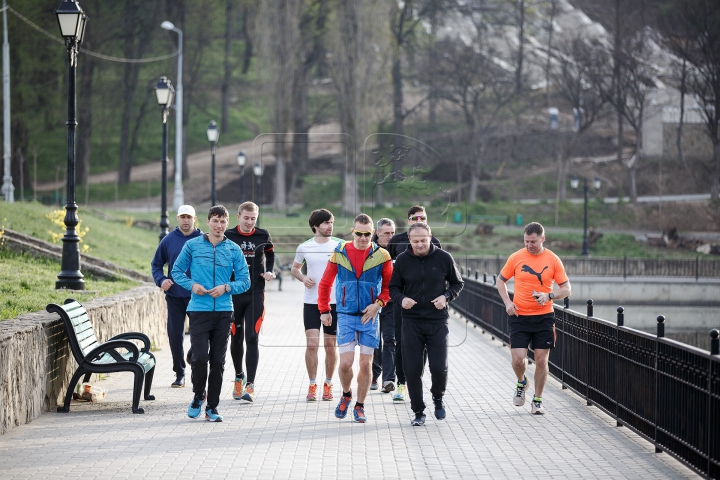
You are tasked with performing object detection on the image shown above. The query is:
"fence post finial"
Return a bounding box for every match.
[657,315,665,338]
[711,329,719,355]
[617,306,624,327]
[587,299,593,318]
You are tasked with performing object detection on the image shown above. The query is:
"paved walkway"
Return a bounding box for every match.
[0,280,698,479]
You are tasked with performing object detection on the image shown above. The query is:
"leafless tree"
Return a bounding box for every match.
[329,0,391,214]
[547,35,606,220]
[661,0,720,199]
[431,34,516,203]
[258,0,300,210]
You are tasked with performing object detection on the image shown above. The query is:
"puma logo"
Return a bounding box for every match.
[521,264,548,285]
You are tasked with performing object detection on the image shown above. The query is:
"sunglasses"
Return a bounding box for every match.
[409,215,427,221]
[353,231,373,237]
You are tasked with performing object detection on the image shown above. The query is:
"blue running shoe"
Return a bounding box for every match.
[335,395,352,419]
[353,405,367,423]
[205,407,223,422]
[187,392,206,419]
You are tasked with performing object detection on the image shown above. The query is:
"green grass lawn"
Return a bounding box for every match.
[0,249,139,321]
[0,201,161,275]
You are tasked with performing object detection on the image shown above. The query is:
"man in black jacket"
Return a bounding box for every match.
[389,222,463,426]
[225,201,275,403]
[386,205,441,402]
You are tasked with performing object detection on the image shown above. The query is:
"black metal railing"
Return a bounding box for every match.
[458,256,720,280]
[451,276,720,478]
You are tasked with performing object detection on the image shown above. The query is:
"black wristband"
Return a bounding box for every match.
[320,311,331,315]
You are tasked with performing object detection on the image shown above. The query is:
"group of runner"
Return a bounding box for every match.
[152,202,570,424]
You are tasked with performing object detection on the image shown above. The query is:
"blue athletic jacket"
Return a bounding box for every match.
[330,241,391,316]
[151,227,203,298]
[171,234,250,312]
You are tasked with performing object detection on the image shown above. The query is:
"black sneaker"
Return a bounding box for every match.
[433,396,446,420]
[411,412,426,426]
[171,375,185,388]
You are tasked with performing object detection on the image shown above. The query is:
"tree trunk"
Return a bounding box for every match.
[545,0,557,107]
[221,0,233,133]
[515,0,525,93]
[712,141,720,200]
[289,65,310,205]
[242,5,254,75]
[468,133,484,204]
[343,168,358,215]
[274,137,287,210]
[428,9,438,131]
[117,62,139,185]
[677,57,687,168]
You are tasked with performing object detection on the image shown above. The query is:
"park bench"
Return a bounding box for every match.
[46,299,156,414]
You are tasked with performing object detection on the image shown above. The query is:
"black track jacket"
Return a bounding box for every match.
[389,244,464,322]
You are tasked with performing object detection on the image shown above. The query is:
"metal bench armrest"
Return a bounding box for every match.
[85,340,140,364]
[109,332,151,352]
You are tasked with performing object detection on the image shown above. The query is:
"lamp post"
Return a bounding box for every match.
[253,162,263,205]
[207,120,219,206]
[570,176,601,257]
[54,0,87,290]
[237,150,247,204]
[2,0,13,202]
[160,21,184,210]
[155,76,174,241]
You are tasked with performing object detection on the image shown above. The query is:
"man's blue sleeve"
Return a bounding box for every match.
[151,241,168,287]
[171,243,194,291]
[229,249,250,295]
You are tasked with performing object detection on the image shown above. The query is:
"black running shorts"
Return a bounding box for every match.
[303,303,338,335]
[509,313,556,350]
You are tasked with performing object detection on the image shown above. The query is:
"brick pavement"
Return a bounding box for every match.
[0,279,699,479]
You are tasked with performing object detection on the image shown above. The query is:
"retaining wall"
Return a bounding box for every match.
[0,284,166,435]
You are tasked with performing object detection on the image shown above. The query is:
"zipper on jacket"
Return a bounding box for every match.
[213,244,217,311]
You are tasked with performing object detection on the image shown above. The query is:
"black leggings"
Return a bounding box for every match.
[230,293,265,384]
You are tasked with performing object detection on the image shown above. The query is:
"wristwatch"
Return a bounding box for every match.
[548,292,555,300]
[444,292,452,302]
[225,283,231,293]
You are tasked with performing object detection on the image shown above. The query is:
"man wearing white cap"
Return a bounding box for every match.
[151,205,203,387]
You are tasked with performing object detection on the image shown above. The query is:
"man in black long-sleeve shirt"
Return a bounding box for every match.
[389,222,463,426]
[386,205,441,402]
[225,202,275,403]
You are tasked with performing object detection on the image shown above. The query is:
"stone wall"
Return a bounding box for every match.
[0,284,166,435]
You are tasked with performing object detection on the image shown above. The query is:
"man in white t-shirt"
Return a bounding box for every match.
[292,209,342,402]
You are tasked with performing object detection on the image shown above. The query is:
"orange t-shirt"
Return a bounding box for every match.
[499,248,568,316]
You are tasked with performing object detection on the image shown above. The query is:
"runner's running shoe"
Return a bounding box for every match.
[241,383,255,402]
[531,397,546,415]
[205,407,223,422]
[393,384,406,402]
[381,381,395,393]
[411,412,426,426]
[514,376,528,406]
[187,392,206,418]
[306,383,318,402]
[335,395,352,419]
[353,405,367,423]
[233,373,246,400]
[322,382,333,401]
[433,396,446,420]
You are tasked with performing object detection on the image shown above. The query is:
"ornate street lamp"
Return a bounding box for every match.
[237,150,247,204]
[571,176,602,256]
[155,76,175,241]
[207,120,219,205]
[55,0,88,290]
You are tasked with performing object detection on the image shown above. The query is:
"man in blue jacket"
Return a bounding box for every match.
[151,205,203,388]
[172,205,250,422]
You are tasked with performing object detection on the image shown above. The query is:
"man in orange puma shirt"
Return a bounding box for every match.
[497,222,571,415]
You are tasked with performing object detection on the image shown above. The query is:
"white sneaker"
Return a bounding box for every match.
[531,398,546,415]
[513,377,528,406]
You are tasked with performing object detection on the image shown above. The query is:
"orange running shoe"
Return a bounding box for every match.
[233,373,246,400]
[306,383,318,402]
[322,382,333,401]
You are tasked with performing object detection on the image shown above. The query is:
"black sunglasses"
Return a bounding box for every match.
[353,231,372,237]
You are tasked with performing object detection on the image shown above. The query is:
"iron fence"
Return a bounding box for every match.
[451,276,720,478]
[458,255,720,280]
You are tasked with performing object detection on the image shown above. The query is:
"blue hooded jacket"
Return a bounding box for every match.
[151,226,203,298]
[171,234,250,312]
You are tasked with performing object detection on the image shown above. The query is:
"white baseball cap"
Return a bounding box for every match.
[177,205,196,217]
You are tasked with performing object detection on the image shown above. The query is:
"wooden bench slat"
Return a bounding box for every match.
[78,335,98,352]
[62,302,85,318]
[74,328,95,343]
